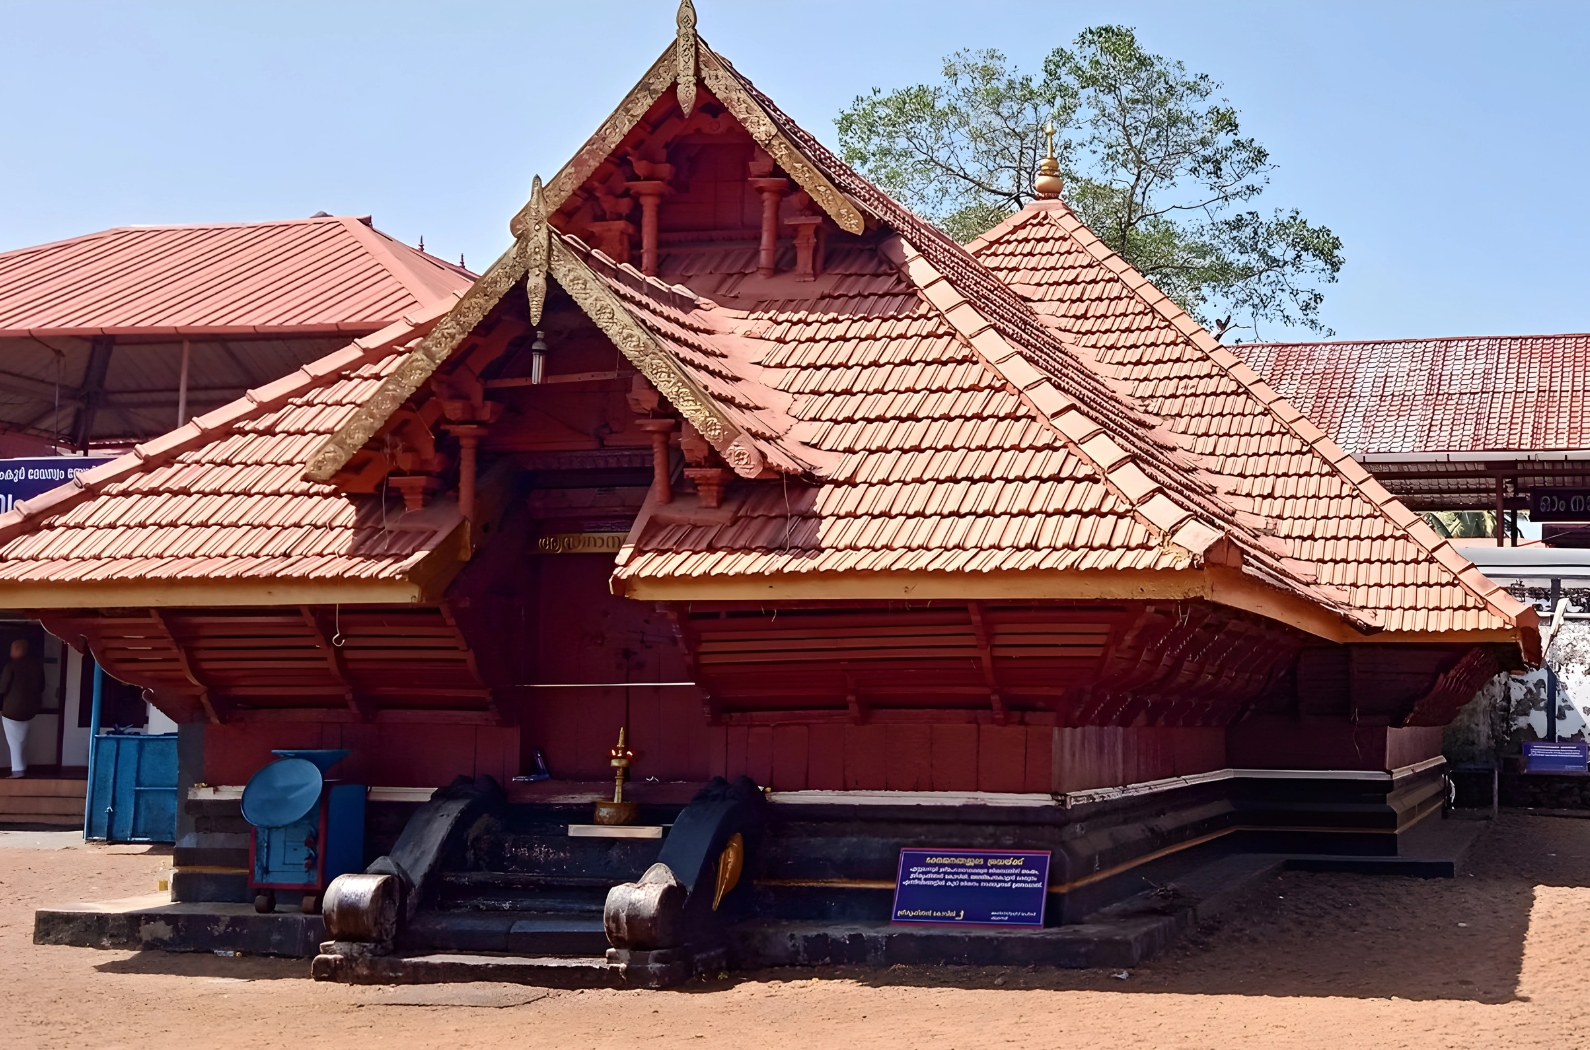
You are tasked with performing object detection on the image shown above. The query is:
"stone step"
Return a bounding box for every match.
[467,830,660,881]
[0,777,87,826]
[434,881,608,915]
[401,910,609,955]
[313,951,628,989]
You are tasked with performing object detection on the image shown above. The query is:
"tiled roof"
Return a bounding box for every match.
[0,33,1535,652]
[1234,334,1590,455]
[566,237,829,478]
[0,216,474,337]
[0,299,465,587]
[964,200,1530,634]
[618,233,1181,581]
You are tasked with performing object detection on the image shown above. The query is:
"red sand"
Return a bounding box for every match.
[6,812,1590,1049]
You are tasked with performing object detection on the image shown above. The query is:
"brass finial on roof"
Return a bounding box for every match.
[676,0,699,117]
[1034,121,1063,200]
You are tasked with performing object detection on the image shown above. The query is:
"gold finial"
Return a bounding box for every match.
[526,175,549,324]
[1034,121,1063,201]
[676,0,699,117]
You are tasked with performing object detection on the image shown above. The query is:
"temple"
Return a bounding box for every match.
[22,3,1538,978]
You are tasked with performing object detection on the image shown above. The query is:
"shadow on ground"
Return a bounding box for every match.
[95,952,309,981]
[705,813,1590,1004]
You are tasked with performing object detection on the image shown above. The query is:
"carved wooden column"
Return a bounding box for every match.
[685,467,730,508]
[749,177,789,278]
[635,418,677,504]
[587,221,636,266]
[626,181,672,275]
[390,476,441,511]
[445,424,487,521]
[787,215,823,282]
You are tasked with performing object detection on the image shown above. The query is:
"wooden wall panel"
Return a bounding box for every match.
[807,725,846,789]
[1385,726,1444,771]
[203,723,520,786]
[771,725,809,791]
[1024,728,1054,794]
[885,725,933,791]
[746,726,774,786]
[930,725,978,791]
[977,726,1027,793]
[844,726,889,789]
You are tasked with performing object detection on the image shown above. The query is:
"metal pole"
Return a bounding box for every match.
[176,339,191,427]
[81,660,104,839]
[1496,477,1505,547]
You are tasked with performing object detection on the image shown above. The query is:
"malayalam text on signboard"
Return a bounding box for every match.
[1531,488,1590,522]
[0,457,114,515]
[890,848,1050,927]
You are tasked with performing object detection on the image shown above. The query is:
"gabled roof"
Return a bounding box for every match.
[1234,334,1590,455]
[0,216,474,338]
[0,298,471,605]
[964,199,1533,638]
[0,5,1537,657]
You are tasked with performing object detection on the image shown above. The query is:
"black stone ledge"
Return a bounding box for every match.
[34,898,323,957]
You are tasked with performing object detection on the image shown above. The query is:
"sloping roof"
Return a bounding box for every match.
[1233,334,1590,455]
[0,17,1536,653]
[0,299,469,601]
[0,216,474,338]
[963,200,1532,636]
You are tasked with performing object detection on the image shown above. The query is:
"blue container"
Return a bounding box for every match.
[241,752,365,910]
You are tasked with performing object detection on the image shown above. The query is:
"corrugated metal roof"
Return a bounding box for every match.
[0,215,474,337]
[1235,335,1590,455]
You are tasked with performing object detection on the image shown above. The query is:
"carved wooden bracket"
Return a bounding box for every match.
[305,235,534,483]
[698,48,864,235]
[513,16,863,240]
[306,228,770,485]
[546,236,765,478]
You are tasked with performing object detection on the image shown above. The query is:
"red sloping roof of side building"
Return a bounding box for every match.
[1234,334,1590,455]
[0,215,476,338]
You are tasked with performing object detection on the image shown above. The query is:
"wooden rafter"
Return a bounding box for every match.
[966,602,1005,724]
[149,608,225,724]
[300,605,370,721]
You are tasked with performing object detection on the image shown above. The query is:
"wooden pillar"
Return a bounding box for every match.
[635,418,676,504]
[626,181,670,275]
[446,425,486,520]
[749,177,789,277]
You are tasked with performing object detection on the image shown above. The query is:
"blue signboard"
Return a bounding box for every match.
[0,457,114,514]
[891,848,1050,927]
[1524,741,1590,773]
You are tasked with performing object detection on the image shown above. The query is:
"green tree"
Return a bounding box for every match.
[836,26,1344,338]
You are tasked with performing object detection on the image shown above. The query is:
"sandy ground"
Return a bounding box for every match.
[5,813,1590,1049]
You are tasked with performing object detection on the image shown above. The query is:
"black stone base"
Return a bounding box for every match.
[34,898,323,957]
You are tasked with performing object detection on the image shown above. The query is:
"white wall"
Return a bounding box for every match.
[59,645,89,768]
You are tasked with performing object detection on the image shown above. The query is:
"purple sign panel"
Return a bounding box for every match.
[891,848,1050,927]
[1524,741,1590,773]
[0,457,113,515]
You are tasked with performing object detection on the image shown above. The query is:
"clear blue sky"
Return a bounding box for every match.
[3,1,1588,343]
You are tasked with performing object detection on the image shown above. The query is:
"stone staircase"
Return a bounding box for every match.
[397,805,673,957]
[0,777,85,827]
